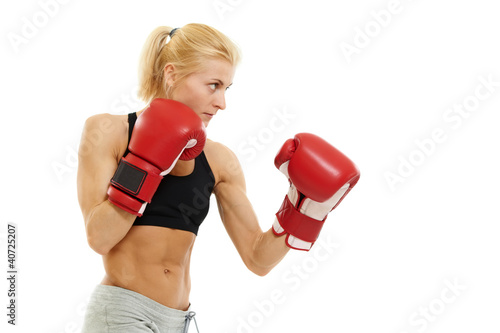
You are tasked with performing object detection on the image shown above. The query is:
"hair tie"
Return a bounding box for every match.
[169,28,179,38]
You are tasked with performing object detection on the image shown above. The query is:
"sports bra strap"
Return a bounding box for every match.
[123,112,137,157]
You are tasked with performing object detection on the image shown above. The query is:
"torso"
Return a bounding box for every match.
[100,111,222,310]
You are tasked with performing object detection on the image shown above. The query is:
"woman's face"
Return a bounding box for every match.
[169,59,236,127]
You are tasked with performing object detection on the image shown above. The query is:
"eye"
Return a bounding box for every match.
[209,83,218,90]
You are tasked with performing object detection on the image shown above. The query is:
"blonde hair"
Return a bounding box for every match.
[138,24,241,104]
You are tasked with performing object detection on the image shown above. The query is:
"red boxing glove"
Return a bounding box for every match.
[107,99,206,216]
[273,133,360,250]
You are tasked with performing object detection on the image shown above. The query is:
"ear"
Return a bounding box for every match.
[164,64,176,87]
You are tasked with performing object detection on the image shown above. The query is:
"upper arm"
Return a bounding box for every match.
[76,114,125,223]
[211,143,262,262]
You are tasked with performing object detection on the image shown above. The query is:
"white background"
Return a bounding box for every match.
[1,0,499,332]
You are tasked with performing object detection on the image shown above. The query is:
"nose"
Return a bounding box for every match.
[214,90,226,111]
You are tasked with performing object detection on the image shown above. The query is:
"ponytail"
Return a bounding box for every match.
[137,26,175,103]
[137,24,241,104]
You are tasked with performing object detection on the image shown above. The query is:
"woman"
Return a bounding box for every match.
[77,24,291,333]
[78,23,359,332]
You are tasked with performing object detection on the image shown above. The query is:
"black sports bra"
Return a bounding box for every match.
[125,112,215,235]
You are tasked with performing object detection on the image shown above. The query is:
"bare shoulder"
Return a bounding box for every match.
[79,113,129,161]
[204,139,238,161]
[82,113,128,138]
[204,139,244,187]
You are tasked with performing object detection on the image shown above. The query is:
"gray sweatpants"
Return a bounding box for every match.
[81,285,198,333]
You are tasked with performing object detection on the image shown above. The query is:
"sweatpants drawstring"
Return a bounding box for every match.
[184,311,199,333]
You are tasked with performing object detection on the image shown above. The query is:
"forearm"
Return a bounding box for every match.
[249,228,290,276]
[85,200,136,255]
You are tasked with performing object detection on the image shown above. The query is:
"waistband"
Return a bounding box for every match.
[92,284,192,328]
